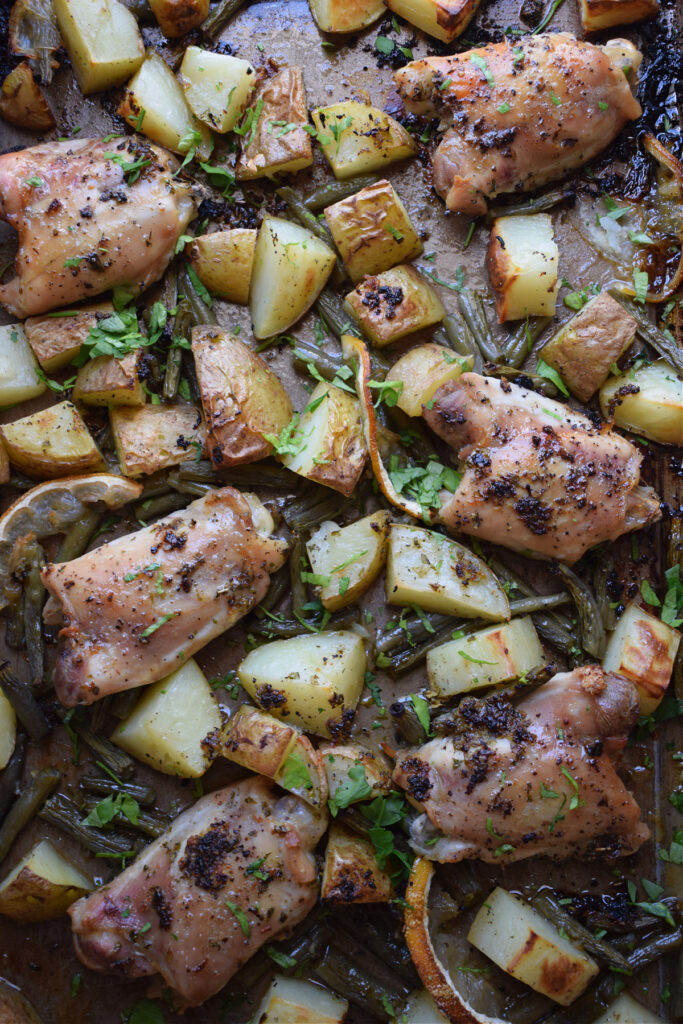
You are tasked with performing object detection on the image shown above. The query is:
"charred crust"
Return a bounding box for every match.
[400,756,432,802]
[256,684,288,710]
[150,886,172,930]
[179,821,238,892]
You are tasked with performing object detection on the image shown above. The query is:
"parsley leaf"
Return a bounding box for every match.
[470,53,495,88]
[368,379,403,407]
[282,751,313,791]
[225,899,250,936]
[410,693,432,737]
[328,762,372,816]
[264,412,303,456]
[83,792,140,828]
[536,357,570,396]
[633,268,649,304]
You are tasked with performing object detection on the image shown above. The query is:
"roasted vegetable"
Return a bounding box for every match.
[8,0,61,83]
[238,631,367,738]
[180,45,254,131]
[386,0,482,42]
[592,993,664,1024]
[487,213,559,321]
[427,616,545,697]
[54,0,144,95]
[306,510,390,610]
[188,229,256,305]
[111,404,207,477]
[72,351,144,407]
[0,768,59,865]
[192,326,294,466]
[387,343,472,417]
[0,402,104,479]
[599,359,683,446]
[0,323,46,408]
[112,658,222,778]
[322,822,392,903]
[540,293,637,402]
[603,603,680,714]
[311,101,417,179]
[325,179,422,283]
[344,265,445,346]
[235,66,313,180]
[579,0,658,33]
[320,742,393,801]
[0,839,92,923]
[149,0,209,37]
[0,62,54,130]
[255,975,348,1024]
[24,302,113,373]
[307,0,384,32]
[0,690,16,772]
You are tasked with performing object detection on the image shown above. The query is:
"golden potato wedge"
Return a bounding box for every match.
[238,630,367,739]
[386,343,472,417]
[0,323,46,409]
[251,217,336,339]
[322,822,393,903]
[220,704,299,777]
[188,230,256,305]
[345,266,445,347]
[487,213,559,322]
[0,62,55,131]
[427,617,545,698]
[54,0,144,95]
[540,293,637,402]
[255,976,348,1024]
[319,742,393,801]
[192,327,293,467]
[603,602,680,715]
[599,359,683,446]
[308,0,385,32]
[0,840,92,923]
[110,404,207,477]
[118,51,212,159]
[306,510,390,610]
[580,0,658,32]
[325,179,422,283]
[235,67,313,180]
[24,302,114,373]
[592,994,665,1024]
[0,690,16,771]
[281,382,367,497]
[149,0,209,37]
[274,734,329,810]
[386,0,482,42]
[72,350,144,407]
[311,101,417,180]
[0,401,104,479]
[180,46,255,132]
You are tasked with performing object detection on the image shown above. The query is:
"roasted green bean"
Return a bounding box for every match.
[63,716,135,779]
[179,266,218,327]
[443,312,482,370]
[389,698,428,744]
[488,556,576,654]
[0,768,59,864]
[39,793,138,857]
[283,493,352,532]
[289,536,307,619]
[135,491,190,522]
[167,471,215,498]
[81,796,167,839]
[250,608,359,639]
[531,892,629,969]
[315,935,409,1020]
[163,345,183,401]
[315,287,360,341]
[79,775,156,806]
[592,549,618,631]
[486,186,575,223]
[376,612,454,654]
[276,186,336,248]
[4,582,24,650]
[503,316,552,369]
[623,925,682,970]
[56,508,101,563]
[457,290,501,362]
[22,538,45,686]
[556,563,606,658]
[0,662,50,743]
[485,362,559,398]
[254,565,290,619]
[111,687,142,721]
[202,0,249,37]
[304,176,380,211]
[608,289,683,375]
[0,732,26,822]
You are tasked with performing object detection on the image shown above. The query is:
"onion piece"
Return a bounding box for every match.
[639,134,683,302]
[9,0,61,84]
[0,61,54,131]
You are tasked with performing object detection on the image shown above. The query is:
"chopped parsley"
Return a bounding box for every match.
[328,761,372,816]
[139,613,175,641]
[410,694,432,737]
[225,899,250,937]
[281,751,313,791]
[470,53,495,88]
[536,357,569,396]
[82,792,140,828]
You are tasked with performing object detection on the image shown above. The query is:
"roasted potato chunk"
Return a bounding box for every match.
[306,510,390,609]
[54,0,144,95]
[273,734,329,810]
[308,0,384,31]
[0,323,46,408]
[427,617,545,697]
[255,976,348,1024]
[24,302,113,373]
[603,602,680,714]
[0,62,55,131]
[580,0,658,32]
[325,179,422,283]
[540,293,637,402]
[250,218,335,338]
[0,840,92,923]
[599,359,683,446]
[322,822,392,903]
[281,381,367,497]
[72,350,144,407]
[320,742,393,801]
[188,230,256,305]
[180,46,255,131]
[149,0,210,38]
[0,401,104,479]
[192,326,293,467]
[110,404,206,477]
[487,213,559,321]
[345,265,445,346]
[235,67,313,180]
[311,101,417,179]
[386,0,482,42]
[386,343,472,417]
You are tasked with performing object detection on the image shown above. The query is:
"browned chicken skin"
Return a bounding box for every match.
[394,666,649,864]
[42,487,287,706]
[70,778,327,1008]
[394,34,642,214]
[423,373,661,563]
[0,137,199,317]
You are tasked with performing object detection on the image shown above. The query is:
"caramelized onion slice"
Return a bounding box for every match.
[632,135,683,304]
[9,0,61,84]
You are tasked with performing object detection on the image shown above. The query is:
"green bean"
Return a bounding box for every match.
[79,775,155,806]
[179,266,218,327]
[120,0,153,18]
[443,312,482,370]
[251,608,359,639]
[342,907,419,984]
[135,491,190,522]
[608,289,683,375]
[181,347,202,404]
[111,687,142,721]
[457,290,501,362]
[485,362,559,398]
[388,620,472,676]
[315,941,406,1020]
[376,612,454,654]
[276,186,337,249]
[167,471,215,498]
[389,698,428,744]
[290,536,308,619]
[486,186,575,223]
[0,732,26,822]
[63,716,135,779]
[254,565,290,619]
[81,795,167,838]
[283,493,352,532]
[531,892,629,969]
[0,662,50,743]
[556,563,606,658]
[592,550,618,631]
[293,346,343,382]
[488,556,575,653]
[315,288,360,341]
[0,768,59,864]
[5,583,24,650]
[304,176,381,211]
[624,925,682,970]
[202,0,249,37]
[56,508,100,563]
[22,538,45,686]
[176,459,218,482]
[39,793,138,857]
[503,316,552,369]
[163,345,183,401]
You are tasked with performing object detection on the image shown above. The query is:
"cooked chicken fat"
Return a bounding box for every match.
[69,778,327,1007]
[423,372,661,563]
[394,33,642,214]
[41,487,287,706]
[394,666,649,863]
[0,137,199,317]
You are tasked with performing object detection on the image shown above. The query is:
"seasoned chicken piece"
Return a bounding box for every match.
[423,373,660,563]
[395,34,642,215]
[0,137,199,317]
[394,666,649,863]
[42,488,287,706]
[70,777,327,1008]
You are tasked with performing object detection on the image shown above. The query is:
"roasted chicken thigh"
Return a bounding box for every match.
[423,373,661,563]
[70,778,327,1008]
[0,137,199,317]
[394,666,649,864]
[395,34,642,214]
